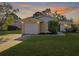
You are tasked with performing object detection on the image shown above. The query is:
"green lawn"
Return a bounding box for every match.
[0,33,79,56]
[0,30,21,35]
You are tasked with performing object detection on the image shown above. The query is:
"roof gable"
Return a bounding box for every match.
[38,16,53,22]
[22,17,41,23]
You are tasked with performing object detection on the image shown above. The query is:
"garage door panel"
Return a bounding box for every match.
[25,23,39,34]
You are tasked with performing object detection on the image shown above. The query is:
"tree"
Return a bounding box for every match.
[33,8,51,18]
[52,11,67,22]
[2,15,14,30]
[48,20,59,34]
[71,24,78,32]
[0,4,3,12]
[0,2,19,30]
[33,12,43,18]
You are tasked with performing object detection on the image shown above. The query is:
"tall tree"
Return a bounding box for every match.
[53,11,67,22]
[0,2,19,30]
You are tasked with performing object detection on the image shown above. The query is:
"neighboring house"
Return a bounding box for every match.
[21,9,73,34]
[59,19,73,32]
[0,12,21,30]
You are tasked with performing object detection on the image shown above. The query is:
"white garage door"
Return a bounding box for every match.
[25,23,39,34]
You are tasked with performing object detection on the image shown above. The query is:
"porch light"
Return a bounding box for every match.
[37,21,39,24]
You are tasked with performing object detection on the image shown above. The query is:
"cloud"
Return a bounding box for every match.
[31,7,49,11]
[19,6,50,16]
[20,9,34,14]
[51,7,79,14]
[16,3,32,7]
[17,13,32,19]
[73,19,79,24]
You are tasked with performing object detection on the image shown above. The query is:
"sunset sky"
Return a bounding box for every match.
[10,2,79,24]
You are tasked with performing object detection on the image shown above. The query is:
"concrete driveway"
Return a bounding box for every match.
[0,34,22,53]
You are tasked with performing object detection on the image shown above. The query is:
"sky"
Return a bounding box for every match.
[10,2,79,24]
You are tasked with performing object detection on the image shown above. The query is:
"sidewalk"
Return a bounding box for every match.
[0,34,22,53]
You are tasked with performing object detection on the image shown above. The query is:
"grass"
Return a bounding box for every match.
[0,33,79,56]
[0,30,21,35]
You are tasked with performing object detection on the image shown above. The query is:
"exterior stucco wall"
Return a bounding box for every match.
[39,16,53,33]
[40,22,50,33]
[39,16,53,22]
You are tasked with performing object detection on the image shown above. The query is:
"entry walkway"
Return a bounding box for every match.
[0,34,22,53]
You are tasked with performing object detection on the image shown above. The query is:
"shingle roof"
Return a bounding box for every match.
[22,17,42,23]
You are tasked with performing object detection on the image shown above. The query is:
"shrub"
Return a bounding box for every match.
[71,24,78,32]
[7,25,21,31]
[48,20,59,34]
